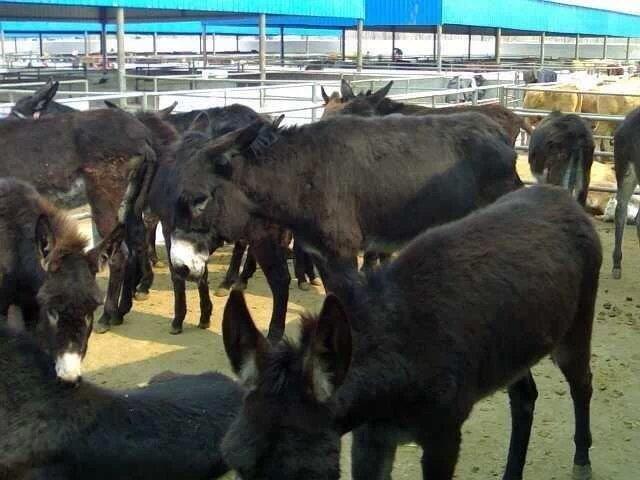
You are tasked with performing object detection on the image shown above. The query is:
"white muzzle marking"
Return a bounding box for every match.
[170,237,208,279]
[56,352,82,383]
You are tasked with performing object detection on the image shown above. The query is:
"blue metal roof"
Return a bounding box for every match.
[0,20,340,36]
[1,0,364,19]
[441,0,640,37]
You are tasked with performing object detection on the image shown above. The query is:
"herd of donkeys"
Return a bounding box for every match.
[3,76,640,479]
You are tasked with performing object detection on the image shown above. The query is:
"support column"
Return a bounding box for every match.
[1,27,6,64]
[356,19,363,72]
[436,24,443,71]
[305,35,310,56]
[202,24,208,70]
[602,35,608,59]
[540,31,545,66]
[574,33,580,60]
[280,27,285,66]
[391,28,396,61]
[259,13,266,82]
[39,33,43,57]
[468,28,472,60]
[116,7,126,106]
[212,33,216,56]
[341,28,346,61]
[152,32,157,55]
[99,7,107,73]
[236,34,239,53]
[494,27,501,64]
[626,37,631,61]
[84,31,89,55]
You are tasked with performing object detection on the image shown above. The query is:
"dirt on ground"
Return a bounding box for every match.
[82,218,639,480]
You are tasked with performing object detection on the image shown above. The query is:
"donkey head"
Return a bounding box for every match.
[221,290,352,480]
[35,217,124,383]
[321,80,393,118]
[11,79,60,119]
[168,112,264,282]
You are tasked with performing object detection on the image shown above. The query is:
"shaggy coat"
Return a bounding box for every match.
[147,113,291,339]
[0,327,242,480]
[322,80,532,145]
[529,110,595,206]
[221,185,601,480]
[0,108,157,332]
[0,178,123,382]
[200,111,522,287]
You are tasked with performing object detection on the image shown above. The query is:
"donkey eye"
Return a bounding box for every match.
[47,310,59,327]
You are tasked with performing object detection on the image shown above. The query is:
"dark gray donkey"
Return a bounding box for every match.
[0,178,123,383]
[191,111,522,290]
[0,327,242,479]
[221,185,601,480]
[612,106,640,279]
[529,110,595,206]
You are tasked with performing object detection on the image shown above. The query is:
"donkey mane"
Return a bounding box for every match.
[37,196,88,255]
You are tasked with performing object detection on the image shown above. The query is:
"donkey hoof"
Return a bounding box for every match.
[298,281,311,291]
[310,278,322,287]
[572,464,592,480]
[134,291,150,301]
[612,268,621,280]
[110,315,124,326]
[197,322,211,330]
[214,286,231,297]
[95,321,110,334]
[232,280,248,292]
[170,324,183,335]
[154,260,166,268]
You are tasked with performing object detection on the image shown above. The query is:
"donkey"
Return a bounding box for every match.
[612,106,640,279]
[0,327,242,480]
[0,178,124,382]
[0,108,158,334]
[192,111,522,291]
[529,111,594,206]
[146,113,291,338]
[221,185,601,480]
[4,79,74,121]
[321,80,532,146]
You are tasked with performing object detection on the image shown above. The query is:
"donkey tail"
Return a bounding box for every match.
[564,147,584,202]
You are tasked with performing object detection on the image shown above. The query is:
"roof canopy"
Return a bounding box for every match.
[0,0,363,23]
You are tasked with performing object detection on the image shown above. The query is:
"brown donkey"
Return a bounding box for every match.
[0,178,124,382]
[0,108,157,333]
[221,185,601,480]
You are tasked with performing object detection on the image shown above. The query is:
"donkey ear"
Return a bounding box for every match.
[104,100,122,110]
[204,120,264,158]
[223,290,270,387]
[341,79,356,100]
[86,224,124,274]
[188,111,210,133]
[157,101,177,119]
[368,81,393,106]
[272,114,285,129]
[306,294,352,402]
[35,215,56,270]
[321,86,330,104]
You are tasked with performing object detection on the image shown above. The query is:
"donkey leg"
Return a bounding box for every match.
[502,371,538,480]
[352,423,398,480]
[252,239,291,342]
[553,278,597,479]
[420,426,462,480]
[293,238,310,289]
[165,226,188,335]
[96,244,127,334]
[612,165,637,279]
[197,267,213,329]
[361,250,379,273]
[143,212,160,266]
[236,247,257,290]
[215,241,246,297]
